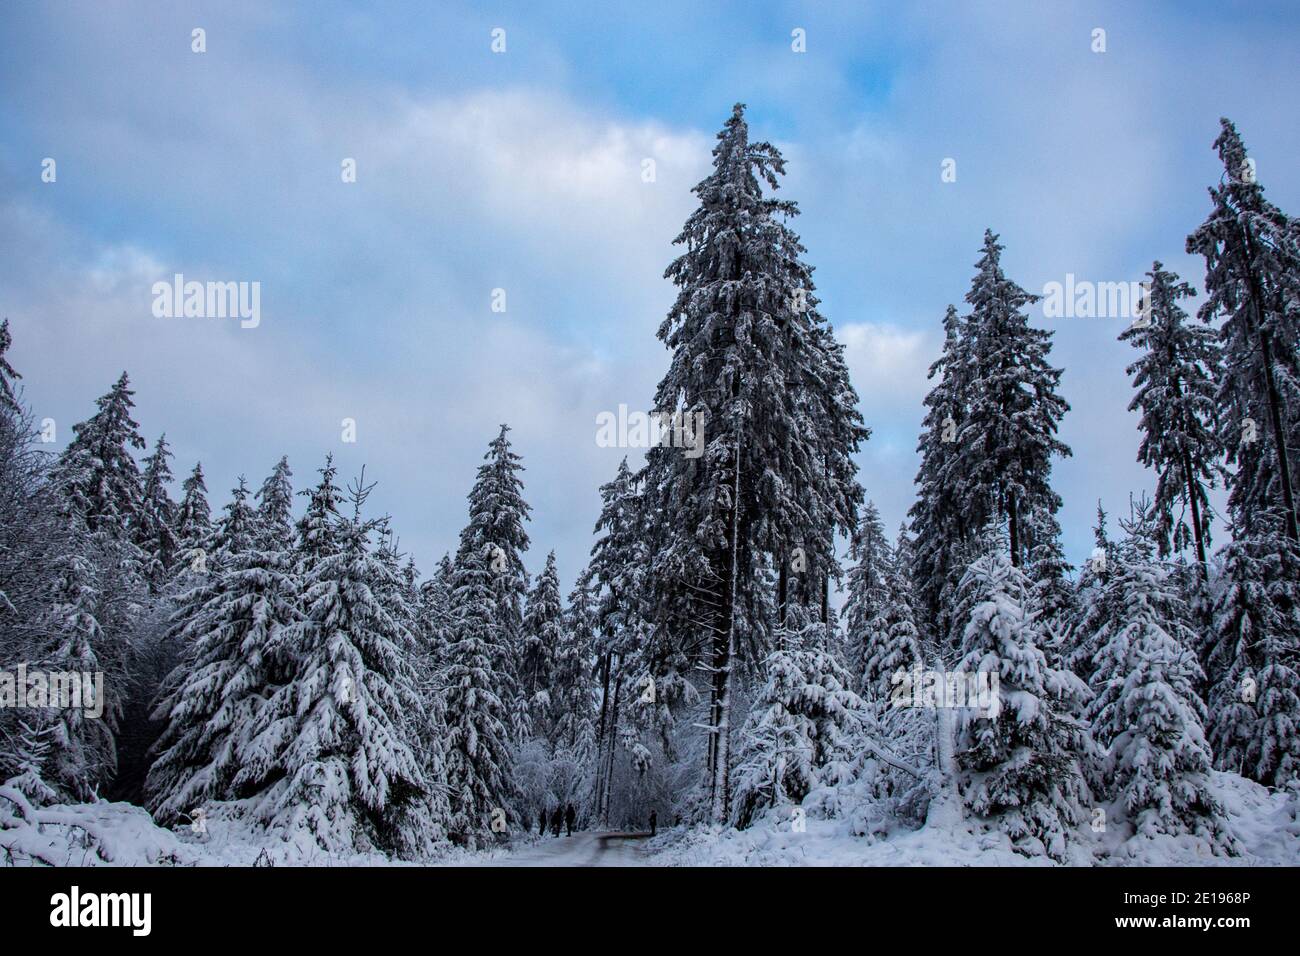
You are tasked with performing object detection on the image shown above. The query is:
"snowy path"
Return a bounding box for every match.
[477,831,652,867]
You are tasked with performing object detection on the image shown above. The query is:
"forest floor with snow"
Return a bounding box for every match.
[3,771,1298,868]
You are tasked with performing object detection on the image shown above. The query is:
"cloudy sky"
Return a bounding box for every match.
[2,0,1297,592]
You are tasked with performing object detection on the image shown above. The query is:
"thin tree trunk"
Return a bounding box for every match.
[1183,446,1209,577]
[593,652,611,815]
[1241,221,1299,541]
[777,558,788,631]
[600,654,623,827]
[710,432,742,824]
[1007,491,1021,567]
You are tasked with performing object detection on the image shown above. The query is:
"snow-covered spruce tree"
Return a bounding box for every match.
[40,374,152,798]
[254,456,295,552]
[910,304,975,644]
[520,550,561,740]
[442,539,519,841]
[0,327,69,764]
[1067,502,1118,682]
[731,642,866,828]
[53,372,147,538]
[1120,262,1223,573]
[951,231,1071,571]
[173,462,214,575]
[1186,118,1300,541]
[136,434,179,591]
[458,425,531,743]
[371,525,451,849]
[553,571,597,760]
[1205,527,1300,787]
[641,104,867,822]
[857,544,923,703]
[842,500,890,692]
[1024,506,1074,647]
[236,473,433,854]
[416,553,455,672]
[35,540,121,801]
[590,458,696,826]
[146,539,299,823]
[1087,513,1234,851]
[589,460,654,823]
[953,549,1092,861]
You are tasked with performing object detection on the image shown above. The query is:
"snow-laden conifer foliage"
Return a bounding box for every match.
[640,103,867,822]
[952,549,1092,861]
[238,471,431,853]
[1186,119,1300,542]
[7,108,1300,869]
[1087,504,1234,850]
[1119,263,1222,570]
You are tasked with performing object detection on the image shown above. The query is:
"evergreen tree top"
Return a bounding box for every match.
[141,433,175,487]
[460,424,531,558]
[296,454,344,562]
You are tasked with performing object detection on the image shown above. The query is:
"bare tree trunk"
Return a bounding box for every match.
[1007,490,1021,567]
[777,558,788,633]
[1242,221,1299,541]
[1183,447,1209,578]
[709,433,742,824]
[599,654,623,827]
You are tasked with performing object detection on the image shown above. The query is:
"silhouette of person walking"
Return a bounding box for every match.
[539,808,547,837]
[550,806,563,837]
[565,803,576,837]
[649,809,657,837]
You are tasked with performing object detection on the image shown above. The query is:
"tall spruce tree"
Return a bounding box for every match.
[642,103,867,821]
[136,434,179,589]
[458,425,531,741]
[1205,530,1300,787]
[520,551,562,739]
[951,231,1071,570]
[443,539,519,839]
[589,460,652,823]
[910,304,974,642]
[554,572,597,759]
[843,499,891,689]
[1186,118,1300,540]
[1120,262,1223,572]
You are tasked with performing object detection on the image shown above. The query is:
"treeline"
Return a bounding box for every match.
[1,108,1297,862]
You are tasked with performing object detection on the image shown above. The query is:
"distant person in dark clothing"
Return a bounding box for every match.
[565,804,576,836]
[649,810,657,836]
[550,807,563,837]
[539,809,547,837]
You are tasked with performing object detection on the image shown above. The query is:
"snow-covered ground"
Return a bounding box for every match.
[4,771,1297,868]
[649,772,1300,867]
